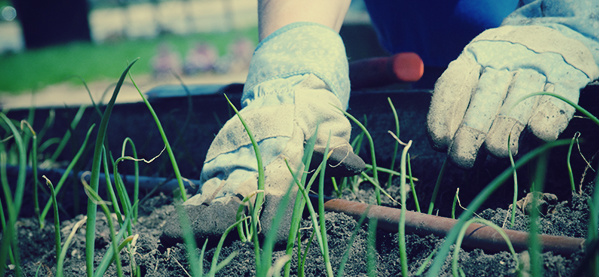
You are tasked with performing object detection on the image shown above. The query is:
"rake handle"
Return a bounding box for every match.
[349,52,424,90]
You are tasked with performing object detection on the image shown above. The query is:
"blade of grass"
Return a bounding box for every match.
[398,140,412,277]
[121,138,140,221]
[286,160,329,270]
[566,132,579,193]
[386,98,400,188]
[35,108,55,146]
[284,126,319,277]
[85,59,138,277]
[174,203,202,277]
[21,121,41,227]
[38,137,61,154]
[235,190,263,242]
[49,105,87,163]
[129,72,188,202]
[0,145,16,272]
[317,133,334,277]
[208,217,247,276]
[415,249,436,275]
[336,205,370,277]
[340,109,380,205]
[82,180,125,277]
[258,158,304,277]
[529,151,549,277]
[407,153,421,213]
[350,115,367,155]
[222,94,265,268]
[425,139,570,277]
[93,202,138,277]
[0,113,26,277]
[359,172,398,205]
[514,92,599,126]
[40,124,95,225]
[451,188,459,219]
[102,146,124,224]
[56,216,87,277]
[508,134,518,228]
[41,176,61,261]
[298,231,316,277]
[428,156,448,215]
[363,164,419,182]
[113,144,165,229]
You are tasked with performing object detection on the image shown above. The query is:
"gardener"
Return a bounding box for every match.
[164,0,599,241]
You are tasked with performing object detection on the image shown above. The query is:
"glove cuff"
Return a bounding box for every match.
[472,25,599,80]
[242,22,350,110]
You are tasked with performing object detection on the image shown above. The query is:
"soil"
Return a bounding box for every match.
[5,177,595,276]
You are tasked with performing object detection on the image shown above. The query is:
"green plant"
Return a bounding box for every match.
[38,124,95,226]
[84,59,138,277]
[336,205,370,277]
[0,113,27,277]
[56,216,87,277]
[130,73,187,202]
[397,139,412,276]
[41,176,61,262]
[566,132,580,193]
[288,159,335,276]
[428,156,448,215]
[222,94,266,273]
[407,153,421,213]
[386,98,400,188]
[528,150,550,277]
[451,188,459,219]
[507,134,518,228]
[284,125,319,277]
[425,139,571,276]
[340,109,381,205]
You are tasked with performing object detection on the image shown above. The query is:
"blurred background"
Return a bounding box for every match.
[0,0,376,106]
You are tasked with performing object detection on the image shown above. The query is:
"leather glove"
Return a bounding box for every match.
[163,23,365,242]
[427,25,599,168]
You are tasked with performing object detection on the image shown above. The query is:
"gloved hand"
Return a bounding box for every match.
[427,25,599,168]
[163,23,365,242]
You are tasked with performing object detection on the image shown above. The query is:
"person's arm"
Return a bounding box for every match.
[258,0,350,40]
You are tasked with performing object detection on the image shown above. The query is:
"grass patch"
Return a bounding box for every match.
[0,27,258,93]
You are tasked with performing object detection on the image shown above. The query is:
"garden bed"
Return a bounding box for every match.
[2,80,599,276]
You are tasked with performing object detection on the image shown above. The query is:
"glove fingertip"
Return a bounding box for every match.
[485,117,523,158]
[312,145,366,177]
[528,101,570,141]
[448,126,486,169]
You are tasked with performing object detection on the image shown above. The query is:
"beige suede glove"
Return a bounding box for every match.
[427,25,599,168]
[163,23,364,242]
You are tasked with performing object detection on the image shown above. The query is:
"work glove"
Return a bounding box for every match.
[163,23,365,242]
[427,25,599,168]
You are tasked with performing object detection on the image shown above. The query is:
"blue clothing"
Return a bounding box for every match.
[364,0,599,70]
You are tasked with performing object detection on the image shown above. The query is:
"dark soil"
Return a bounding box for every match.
[6,180,594,276]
